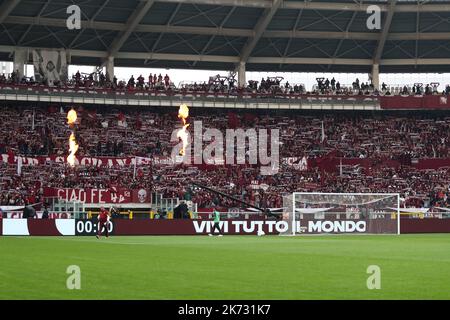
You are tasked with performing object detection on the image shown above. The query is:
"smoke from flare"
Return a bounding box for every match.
[177,104,190,156]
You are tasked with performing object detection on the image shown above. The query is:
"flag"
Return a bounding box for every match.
[31,110,35,131]
[300,156,308,171]
[136,156,151,165]
[118,120,128,128]
[135,116,142,130]
[17,156,22,176]
[134,156,152,179]
[117,112,127,127]
[321,121,326,143]
[86,110,97,120]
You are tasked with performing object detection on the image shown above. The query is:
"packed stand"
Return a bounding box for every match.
[1,106,449,209]
[5,68,450,98]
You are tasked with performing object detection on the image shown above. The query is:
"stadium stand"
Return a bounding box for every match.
[1,71,449,97]
[1,105,449,210]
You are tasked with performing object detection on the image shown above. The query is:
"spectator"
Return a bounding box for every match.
[41,205,49,219]
[128,75,135,88]
[137,75,145,89]
[164,74,170,87]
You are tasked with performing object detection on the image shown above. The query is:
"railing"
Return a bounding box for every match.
[46,196,85,219]
[0,83,380,110]
[5,83,450,109]
[45,191,185,219]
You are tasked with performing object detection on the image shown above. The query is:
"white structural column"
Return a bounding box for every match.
[13,49,27,79]
[238,61,246,88]
[106,56,114,81]
[371,63,380,90]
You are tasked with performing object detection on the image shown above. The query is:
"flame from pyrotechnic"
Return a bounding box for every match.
[177,104,190,156]
[67,132,79,166]
[67,108,77,125]
[67,109,79,166]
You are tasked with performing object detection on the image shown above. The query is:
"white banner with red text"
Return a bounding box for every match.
[43,187,151,204]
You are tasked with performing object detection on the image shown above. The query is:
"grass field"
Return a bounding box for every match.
[1,234,449,300]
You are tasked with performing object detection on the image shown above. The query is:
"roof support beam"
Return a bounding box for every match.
[108,0,156,58]
[0,46,450,66]
[193,6,236,67]
[157,0,450,12]
[239,0,283,63]
[17,0,51,45]
[332,11,357,59]
[2,45,450,66]
[159,0,272,8]
[0,0,21,23]
[148,2,181,54]
[374,0,397,64]
[280,7,304,68]
[9,16,450,41]
[90,0,110,22]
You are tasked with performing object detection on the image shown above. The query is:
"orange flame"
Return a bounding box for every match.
[67,108,77,125]
[67,109,79,167]
[177,104,190,156]
[178,104,189,123]
[67,132,79,167]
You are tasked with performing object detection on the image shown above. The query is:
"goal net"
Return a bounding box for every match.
[282,193,400,235]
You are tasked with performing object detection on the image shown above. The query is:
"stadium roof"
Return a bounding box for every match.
[2,0,450,73]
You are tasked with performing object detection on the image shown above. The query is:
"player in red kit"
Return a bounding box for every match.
[96,207,111,239]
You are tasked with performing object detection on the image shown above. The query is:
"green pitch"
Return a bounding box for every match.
[1,234,450,300]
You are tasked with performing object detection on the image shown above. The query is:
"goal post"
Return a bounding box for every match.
[282,192,401,235]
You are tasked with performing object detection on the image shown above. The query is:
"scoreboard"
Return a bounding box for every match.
[75,219,114,236]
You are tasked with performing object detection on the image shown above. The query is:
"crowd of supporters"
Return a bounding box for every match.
[1,156,449,209]
[1,107,449,159]
[0,106,449,209]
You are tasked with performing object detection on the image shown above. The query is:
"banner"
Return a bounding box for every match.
[0,154,173,167]
[32,49,68,85]
[3,154,450,171]
[6,212,71,219]
[1,218,449,236]
[43,187,151,204]
[380,95,450,109]
[415,158,450,170]
[283,157,308,170]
